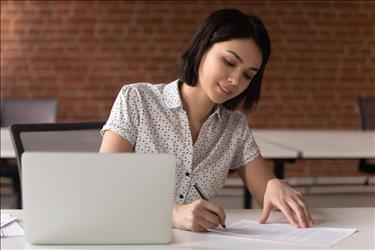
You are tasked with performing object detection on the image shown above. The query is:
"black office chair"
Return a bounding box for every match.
[10,121,105,208]
[357,97,375,175]
[0,99,58,208]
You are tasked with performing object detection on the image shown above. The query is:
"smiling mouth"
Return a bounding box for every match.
[218,82,232,95]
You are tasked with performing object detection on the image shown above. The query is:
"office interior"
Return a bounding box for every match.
[1,1,374,210]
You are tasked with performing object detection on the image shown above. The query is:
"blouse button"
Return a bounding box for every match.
[185,172,190,177]
[179,194,184,199]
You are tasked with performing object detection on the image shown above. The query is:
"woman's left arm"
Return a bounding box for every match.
[236,155,314,228]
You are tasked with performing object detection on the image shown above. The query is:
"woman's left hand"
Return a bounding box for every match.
[259,178,315,228]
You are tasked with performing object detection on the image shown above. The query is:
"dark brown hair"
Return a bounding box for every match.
[178,8,271,110]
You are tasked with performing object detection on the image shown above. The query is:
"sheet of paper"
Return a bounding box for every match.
[209,220,357,247]
[1,221,24,237]
[1,213,24,238]
[1,213,17,227]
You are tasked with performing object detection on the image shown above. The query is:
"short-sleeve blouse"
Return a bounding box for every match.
[101,79,260,204]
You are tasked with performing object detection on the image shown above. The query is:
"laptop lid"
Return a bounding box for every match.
[22,152,175,244]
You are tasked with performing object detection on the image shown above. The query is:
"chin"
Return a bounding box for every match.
[210,95,228,105]
[207,86,234,104]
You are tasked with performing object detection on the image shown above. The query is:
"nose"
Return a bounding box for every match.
[228,71,241,87]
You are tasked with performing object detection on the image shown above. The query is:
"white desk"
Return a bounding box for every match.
[1,128,15,158]
[0,128,298,160]
[3,128,373,160]
[1,207,374,249]
[252,129,375,179]
[254,129,375,159]
[253,135,298,159]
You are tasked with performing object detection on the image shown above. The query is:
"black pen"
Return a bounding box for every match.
[193,183,226,230]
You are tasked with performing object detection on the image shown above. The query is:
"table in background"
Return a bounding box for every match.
[1,207,374,250]
[1,128,15,159]
[3,128,374,161]
[3,128,374,208]
[254,130,375,159]
[253,129,375,178]
[0,128,301,160]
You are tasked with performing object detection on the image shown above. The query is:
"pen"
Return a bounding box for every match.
[193,183,226,230]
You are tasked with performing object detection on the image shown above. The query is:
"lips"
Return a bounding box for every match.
[217,82,233,95]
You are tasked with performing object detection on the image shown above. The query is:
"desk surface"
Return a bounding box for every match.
[253,135,298,159]
[2,128,375,159]
[254,129,375,159]
[1,128,14,158]
[1,207,374,250]
[0,128,298,160]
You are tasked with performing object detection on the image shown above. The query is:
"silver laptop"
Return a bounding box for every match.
[22,152,175,245]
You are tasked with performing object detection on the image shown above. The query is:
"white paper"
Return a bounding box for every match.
[1,213,24,238]
[209,220,357,247]
[1,213,17,227]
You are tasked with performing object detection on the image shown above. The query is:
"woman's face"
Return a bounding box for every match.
[197,38,263,104]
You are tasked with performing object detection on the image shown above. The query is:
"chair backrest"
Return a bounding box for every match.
[0,99,58,127]
[358,97,375,130]
[357,98,375,174]
[10,122,105,179]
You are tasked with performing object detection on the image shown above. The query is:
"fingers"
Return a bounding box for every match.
[295,197,315,227]
[277,201,300,228]
[200,207,222,226]
[259,199,272,224]
[188,199,225,232]
[263,179,315,228]
[289,198,308,228]
[190,221,208,232]
[196,214,218,231]
[279,194,314,228]
[189,212,217,232]
[202,200,226,225]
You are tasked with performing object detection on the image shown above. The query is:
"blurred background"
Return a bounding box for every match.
[1,0,374,208]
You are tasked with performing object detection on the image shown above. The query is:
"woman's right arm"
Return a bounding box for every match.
[100,131,225,232]
[100,131,134,153]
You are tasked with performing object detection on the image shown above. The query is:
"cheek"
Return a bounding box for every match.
[200,57,226,80]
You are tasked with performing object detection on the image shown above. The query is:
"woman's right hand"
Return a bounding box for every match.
[172,199,226,232]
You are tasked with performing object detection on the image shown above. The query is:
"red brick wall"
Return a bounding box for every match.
[1,1,374,176]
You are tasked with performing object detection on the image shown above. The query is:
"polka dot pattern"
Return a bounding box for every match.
[101,80,260,204]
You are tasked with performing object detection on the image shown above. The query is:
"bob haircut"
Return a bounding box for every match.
[178,8,271,111]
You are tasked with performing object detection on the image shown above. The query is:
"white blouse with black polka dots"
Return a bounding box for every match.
[101,79,260,204]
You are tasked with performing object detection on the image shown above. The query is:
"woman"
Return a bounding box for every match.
[100,8,314,232]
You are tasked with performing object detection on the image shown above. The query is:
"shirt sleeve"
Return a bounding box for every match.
[101,84,140,146]
[230,115,260,169]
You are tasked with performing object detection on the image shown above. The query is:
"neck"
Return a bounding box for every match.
[179,82,215,124]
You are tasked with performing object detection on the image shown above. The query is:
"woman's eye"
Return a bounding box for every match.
[244,74,252,80]
[224,59,235,67]
[224,58,253,80]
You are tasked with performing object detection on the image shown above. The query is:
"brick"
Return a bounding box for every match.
[333,1,362,9]
[301,1,333,8]
[66,18,96,25]
[13,18,44,26]
[1,1,374,176]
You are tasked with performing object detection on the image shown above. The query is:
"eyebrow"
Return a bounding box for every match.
[226,50,259,72]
